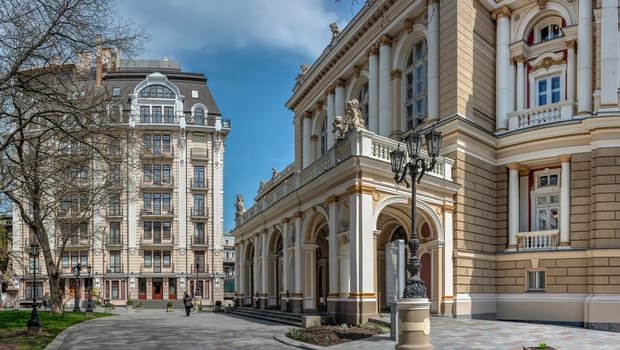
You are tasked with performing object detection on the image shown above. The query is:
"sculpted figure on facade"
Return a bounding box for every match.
[294,64,310,90]
[332,99,366,141]
[330,22,340,41]
[234,194,245,218]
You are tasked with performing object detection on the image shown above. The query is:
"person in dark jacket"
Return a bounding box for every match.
[183,293,193,317]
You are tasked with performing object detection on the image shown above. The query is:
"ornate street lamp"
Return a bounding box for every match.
[72,263,82,312]
[85,265,93,314]
[390,129,442,298]
[27,242,41,333]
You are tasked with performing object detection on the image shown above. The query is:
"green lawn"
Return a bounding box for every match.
[0,310,112,350]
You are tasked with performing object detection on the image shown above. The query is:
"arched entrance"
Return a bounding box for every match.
[315,228,329,313]
[268,230,283,309]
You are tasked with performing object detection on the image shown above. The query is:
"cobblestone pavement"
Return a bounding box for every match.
[45,309,620,350]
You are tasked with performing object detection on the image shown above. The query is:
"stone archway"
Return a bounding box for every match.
[315,228,329,313]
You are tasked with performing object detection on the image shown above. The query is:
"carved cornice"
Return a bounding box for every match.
[443,205,455,213]
[292,211,304,219]
[391,69,402,80]
[491,6,511,21]
[334,78,346,88]
[377,35,393,47]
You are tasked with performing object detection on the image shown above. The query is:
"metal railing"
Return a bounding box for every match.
[190,206,208,218]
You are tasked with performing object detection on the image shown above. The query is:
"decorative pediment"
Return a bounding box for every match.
[529,51,565,72]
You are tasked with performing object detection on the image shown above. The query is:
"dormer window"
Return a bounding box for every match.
[139,84,175,99]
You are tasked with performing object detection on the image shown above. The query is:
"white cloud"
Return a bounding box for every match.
[119,0,353,60]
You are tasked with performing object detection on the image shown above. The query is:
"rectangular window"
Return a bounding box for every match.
[194,251,205,272]
[154,251,161,272]
[110,251,120,273]
[110,222,121,244]
[112,281,119,299]
[164,106,174,123]
[153,222,161,243]
[140,106,150,123]
[537,75,562,106]
[143,193,152,210]
[152,106,162,123]
[163,193,171,211]
[194,194,205,216]
[80,254,88,267]
[162,135,171,152]
[527,271,545,291]
[163,251,171,267]
[143,135,151,153]
[194,223,205,244]
[62,253,69,268]
[112,87,121,96]
[163,164,171,183]
[143,222,152,239]
[143,164,152,182]
[144,251,152,267]
[163,222,171,240]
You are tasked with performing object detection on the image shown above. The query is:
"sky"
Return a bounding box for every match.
[117,0,365,233]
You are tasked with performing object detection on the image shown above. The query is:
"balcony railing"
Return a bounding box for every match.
[57,208,88,218]
[140,235,174,246]
[191,178,207,189]
[140,206,174,216]
[107,264,122,274]
[508,101,574,131]
[142,176,174,187]
[517,230,559,250]
[108,236,123,246]
[190,148,208,160]
[237,129,454,227]
[139,116,178,124]
[190,206,208,218]
[107,207,123,217]
[141,145,174,158]
[192,236,207,247]
[140,263,174,274]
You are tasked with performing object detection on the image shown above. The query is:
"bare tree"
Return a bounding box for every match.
[0,0,145,313]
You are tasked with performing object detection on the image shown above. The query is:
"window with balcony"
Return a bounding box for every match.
[109,222,121,245]
[109,163,121,186]
[164,106,174,123]
[531,169,560,231]
[143,134,171,154]
[109,251,121,273]
[404,40,427,130]
[194,252,205,273]
[536,75,561,107]
[193,166,205,188]
[194,222,205,245]
[109,193,121,216]
[195,108,204,125]
[193,194,205,216]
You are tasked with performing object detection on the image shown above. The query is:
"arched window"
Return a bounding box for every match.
[139,85,175,98]
[194,108,204,126]
[530,16,563,44]
[357,82,369,128]
[319,119,327,156]
[404,40,427,130]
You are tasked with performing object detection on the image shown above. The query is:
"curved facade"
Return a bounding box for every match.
[232,0,620,331]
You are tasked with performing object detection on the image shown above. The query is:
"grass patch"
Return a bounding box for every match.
[0,310,112,350]
[286,322,389,347]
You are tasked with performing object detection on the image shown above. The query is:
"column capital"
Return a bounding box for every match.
[559,155,571,163]
[346,184,376,195]
[566,39,576,50]
[404,18,414,33]
[377,34,392,47]
[303,111,313,119]
[512,55,526,64]
[325,86,335,96]
[326,195,339,204]
[316,100,324,110]
[518,167,530,177]
[310,135,319,142]
[334,78,346,88]
[281,218,289,224]
[442,204,455,213]
[506,162,520,170]
[353,65,361,78]
[491,6,512,21]
[292,211,304,219]
[367,44,379,57]
[391,69,402,80]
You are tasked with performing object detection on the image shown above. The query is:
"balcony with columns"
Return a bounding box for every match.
[237,130,454,227]
[508,101,575,131]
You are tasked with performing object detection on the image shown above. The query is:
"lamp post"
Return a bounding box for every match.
[390,128,442,349]
[72,263,81,312]
[27,242,41,333]
[85,265,93,314]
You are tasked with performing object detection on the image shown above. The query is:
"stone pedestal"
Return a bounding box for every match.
[291,299,303,313]
[395,298,432,350]
[6,287,19,310]
[258,297,268,309]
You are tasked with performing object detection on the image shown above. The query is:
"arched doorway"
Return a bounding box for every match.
[244,242,254,306]
[268,231,283,309]
[315,228,329,313]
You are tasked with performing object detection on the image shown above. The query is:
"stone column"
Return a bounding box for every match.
[368,45,380,133]
[566,41,576,102]
[326,87,336,150]
[441,205,454,316]
[378,35,392,136]
[560,155,571,247]
[327,196,339,314]
[600,0,618,108]
[293,214,303,313]
[492,6,512,131]
[514,55,526,110]
[302,112,312,168]
[235,241,243,305]
[507,163,520,250]
[427,0,440,122]
[252,235,260,306]
[281,220,289,309]
[260,231,268,308]
[335,79,346,120]
[577,0,592,114]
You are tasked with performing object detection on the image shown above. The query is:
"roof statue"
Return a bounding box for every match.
[332,99,366,141]
[234,194,245,218]
[330,22,340,41]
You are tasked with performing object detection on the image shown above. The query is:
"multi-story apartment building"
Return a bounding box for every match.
[12,45,230,307]
[231,0,620,331]
[223,234,235,300]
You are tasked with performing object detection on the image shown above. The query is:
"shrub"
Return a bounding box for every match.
[104,302,115,309]
[126,300,134,306]
[95,300,102,306]
[166,301,173,308]
[136,301,143,308]
[215,300,222,306]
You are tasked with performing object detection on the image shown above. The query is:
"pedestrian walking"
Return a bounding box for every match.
[183,293,193,317]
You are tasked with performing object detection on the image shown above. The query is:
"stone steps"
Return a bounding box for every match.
[230,306,304,327]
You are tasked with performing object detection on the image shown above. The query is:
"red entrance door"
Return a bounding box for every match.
[420,253,431,299]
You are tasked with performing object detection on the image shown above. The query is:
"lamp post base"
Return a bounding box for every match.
[395,298,432,350]
[27,319,41,334]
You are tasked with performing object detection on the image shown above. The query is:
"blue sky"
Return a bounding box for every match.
[118,0,364,232]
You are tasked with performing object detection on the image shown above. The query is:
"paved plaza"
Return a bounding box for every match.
[44,309,620,350]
